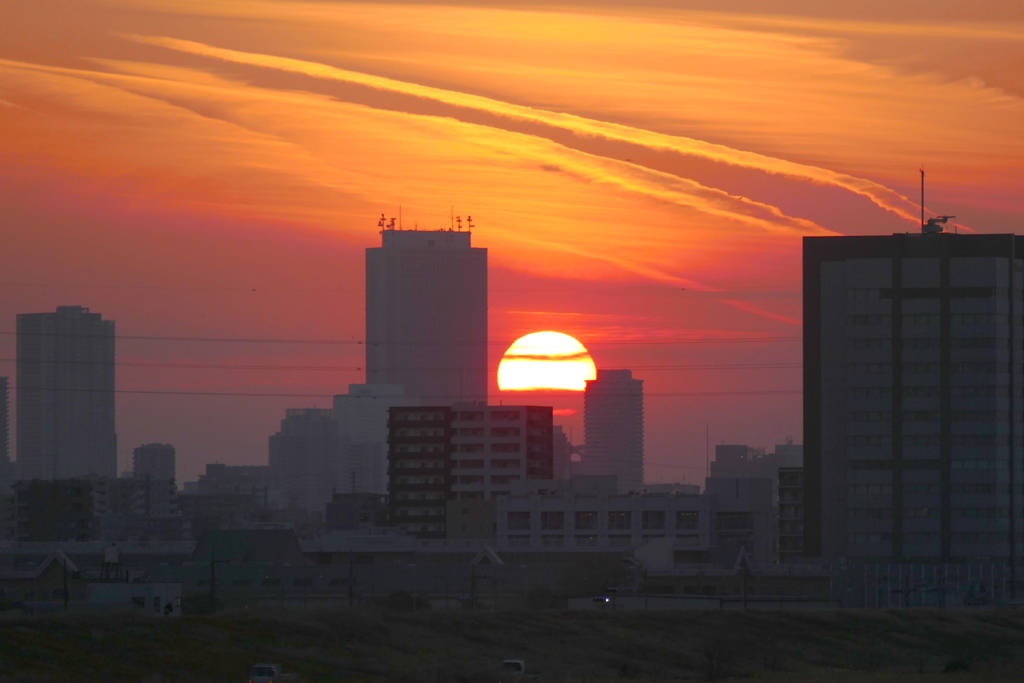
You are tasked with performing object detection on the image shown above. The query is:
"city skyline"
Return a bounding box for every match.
[2,0,1023,483]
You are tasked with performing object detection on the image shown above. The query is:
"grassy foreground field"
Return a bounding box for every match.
[3,607,1024,682]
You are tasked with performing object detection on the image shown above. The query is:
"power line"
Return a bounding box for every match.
[4,385,800,399]
[0,330,801,346]
[0,357,800,372]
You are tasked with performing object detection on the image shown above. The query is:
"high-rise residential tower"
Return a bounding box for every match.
[17,306,117,480]
[804,232,1023,564]
[366,227,487,403]
[580,369,645,493]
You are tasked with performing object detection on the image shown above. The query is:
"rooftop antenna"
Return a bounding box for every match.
[456,215,462,231]
[378,213,386,231]
[920,167,925,230]
[450,206,454,231]
[467,215,474,230]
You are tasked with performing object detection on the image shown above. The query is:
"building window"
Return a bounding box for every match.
[574,535,598,547]
[541,511,564,530]
[609,535,633,547]
[608,511,632,530]
[642,510,666,530]
[675,511,699,530]
[716,512,753,531]
[508,535,531,547]
[507,511,531,531]
[574,511,598,530]
[541,535,564,547]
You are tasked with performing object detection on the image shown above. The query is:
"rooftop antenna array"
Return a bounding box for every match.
[920,168,955,234]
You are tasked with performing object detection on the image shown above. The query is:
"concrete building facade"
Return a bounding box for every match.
[17,306,117,480]
[804,232,1024,564]
[366,228,488,403]
[579,369,644,493]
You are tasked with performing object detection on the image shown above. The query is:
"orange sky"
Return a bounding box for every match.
[1,0,1022,482]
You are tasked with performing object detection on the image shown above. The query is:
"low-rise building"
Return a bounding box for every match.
[494,477,776,564]
[14,480,94,542]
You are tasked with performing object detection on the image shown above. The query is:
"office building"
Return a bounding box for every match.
[387,404,555,538]
[366,227,488,403]
[17,306,117,480]
[804,231,1023,562]
[333,384,420,495]
[579,369,644,493]
[268,408,345,513]
[133,443,176,482]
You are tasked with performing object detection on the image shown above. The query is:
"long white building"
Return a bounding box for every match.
[365,227,487,403]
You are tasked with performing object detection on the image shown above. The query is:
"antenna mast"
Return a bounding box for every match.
[920,167,925,229]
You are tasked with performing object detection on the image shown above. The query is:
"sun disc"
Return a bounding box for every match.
[497,331,597,391]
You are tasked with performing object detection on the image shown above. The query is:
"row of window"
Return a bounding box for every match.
[393,460,445,470]
[506,533,701,548]
[850,483,1020,496]
[455,474,521,485]
[453,443,521,453]
[393,445,445,454]
[394,492,445,501]
[505,510,699,531]
[850,337,1014,350]
[849,314,1015,326]
[395,508,444,517]
[850,507,1013,520]
[848,435,1022,447]
[851,532,1014,546]
[847,288,1013,302]
[393,476,444,485]
[849,386,1015,399]
[848,410,1011,423]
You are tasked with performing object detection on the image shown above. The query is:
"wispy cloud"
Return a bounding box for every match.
[127,34,928,225]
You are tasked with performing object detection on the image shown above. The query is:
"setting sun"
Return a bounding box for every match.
[497,331,597,391]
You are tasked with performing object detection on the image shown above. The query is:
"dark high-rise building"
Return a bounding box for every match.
[579,369,644,493]
[804,232,1023,563]
[0,377,13,494]
[133,443,176,482]
[366,227,488,403]
[17,306,117,480]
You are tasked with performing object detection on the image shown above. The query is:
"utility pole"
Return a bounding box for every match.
[62,552,69,611]
[210,552,228,613]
